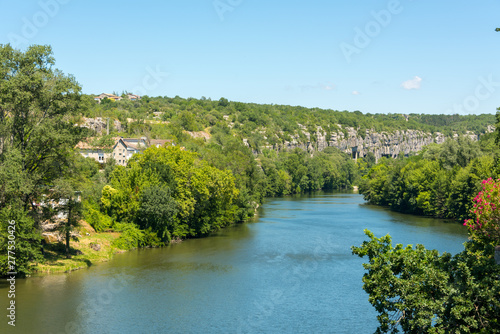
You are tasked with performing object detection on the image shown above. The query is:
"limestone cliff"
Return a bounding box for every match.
[257,125,492,161]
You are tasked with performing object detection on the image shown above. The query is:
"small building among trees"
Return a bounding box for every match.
[75,137,173,166]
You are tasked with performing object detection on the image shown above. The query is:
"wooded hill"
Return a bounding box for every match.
[79,94,496,156]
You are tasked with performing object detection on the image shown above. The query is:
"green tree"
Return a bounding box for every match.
[177,111,200,131]
[0,201,43,276]
[0,44,84,275]
[103,146,240,240]
[50,179,83,258]
[360,162,391,206]
[352,230,500,333]
[218,97,229,107]
[136,186,178,242]
[354,179,500,333]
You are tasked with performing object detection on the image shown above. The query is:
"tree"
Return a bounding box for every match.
[0,200,43,276]
[439,137,480,170]
[177,111,199,131]
[0,44,84,275]
[50,179,83,258]
[218,97,229,107]
[136,185,178,242]
[353,180,500,333]
[103,145,239,240]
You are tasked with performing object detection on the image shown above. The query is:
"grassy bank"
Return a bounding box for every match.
[32,226,126,276]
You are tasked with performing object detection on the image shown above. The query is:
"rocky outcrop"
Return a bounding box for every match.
[327,127,447,161]
[77,117,123,134]
[41,220,86,244]
[186,130,211,141]
[262,125,492,161]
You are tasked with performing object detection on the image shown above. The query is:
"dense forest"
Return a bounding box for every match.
[359,132,500,221]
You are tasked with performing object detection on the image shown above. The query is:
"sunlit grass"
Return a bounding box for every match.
[32,231,125,275]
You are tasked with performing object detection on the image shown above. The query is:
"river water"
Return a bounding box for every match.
[1,192,468,334]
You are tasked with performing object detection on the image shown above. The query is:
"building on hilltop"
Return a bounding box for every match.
[126,93,141,101]
[94,93,123,103]
[94,93,141,103]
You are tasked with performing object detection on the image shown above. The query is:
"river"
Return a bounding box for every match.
[0,192,468,334]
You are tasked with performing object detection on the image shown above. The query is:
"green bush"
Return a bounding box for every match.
[83,202,113,232]
[111,223,146,250]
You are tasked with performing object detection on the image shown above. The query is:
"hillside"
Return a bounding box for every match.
[79,94,496,160]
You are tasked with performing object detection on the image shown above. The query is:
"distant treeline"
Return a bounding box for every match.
[359,133,500,221]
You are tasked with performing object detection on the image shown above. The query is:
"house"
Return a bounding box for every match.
[126,93,141,101]
[112,138,148,166]
[75,137,119,163]
[77,137,174,166]
[94,93,123,103]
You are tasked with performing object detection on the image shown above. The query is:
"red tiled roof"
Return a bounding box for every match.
[95,93,122,100]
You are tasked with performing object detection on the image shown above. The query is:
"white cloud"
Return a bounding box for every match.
[352,90,360,95]
[401,76,422,90]
[323,83,335,91]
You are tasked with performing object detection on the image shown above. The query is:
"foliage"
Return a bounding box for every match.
[83,202,113,232]
[136,185,177,242]
[0,202,43,276]
[0,44,85,276]
[111,222,146,250]
[439,137,480,170]
[352,230,500,333]
[360,135,499,220]
[101,146,240,243]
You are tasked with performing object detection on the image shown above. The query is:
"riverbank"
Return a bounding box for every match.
[32,229,126,276]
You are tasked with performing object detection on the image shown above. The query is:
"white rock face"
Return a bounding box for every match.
[266,125,490,160]
[78,117,123,134]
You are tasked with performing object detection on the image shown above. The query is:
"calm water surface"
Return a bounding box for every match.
[0,192,468,334]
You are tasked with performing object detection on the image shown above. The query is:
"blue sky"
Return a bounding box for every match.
[1,0,500,115]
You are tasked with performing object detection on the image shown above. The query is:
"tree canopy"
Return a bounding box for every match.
[0,44,85,275]
[353,178,500,333]
[352,229,500,333]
